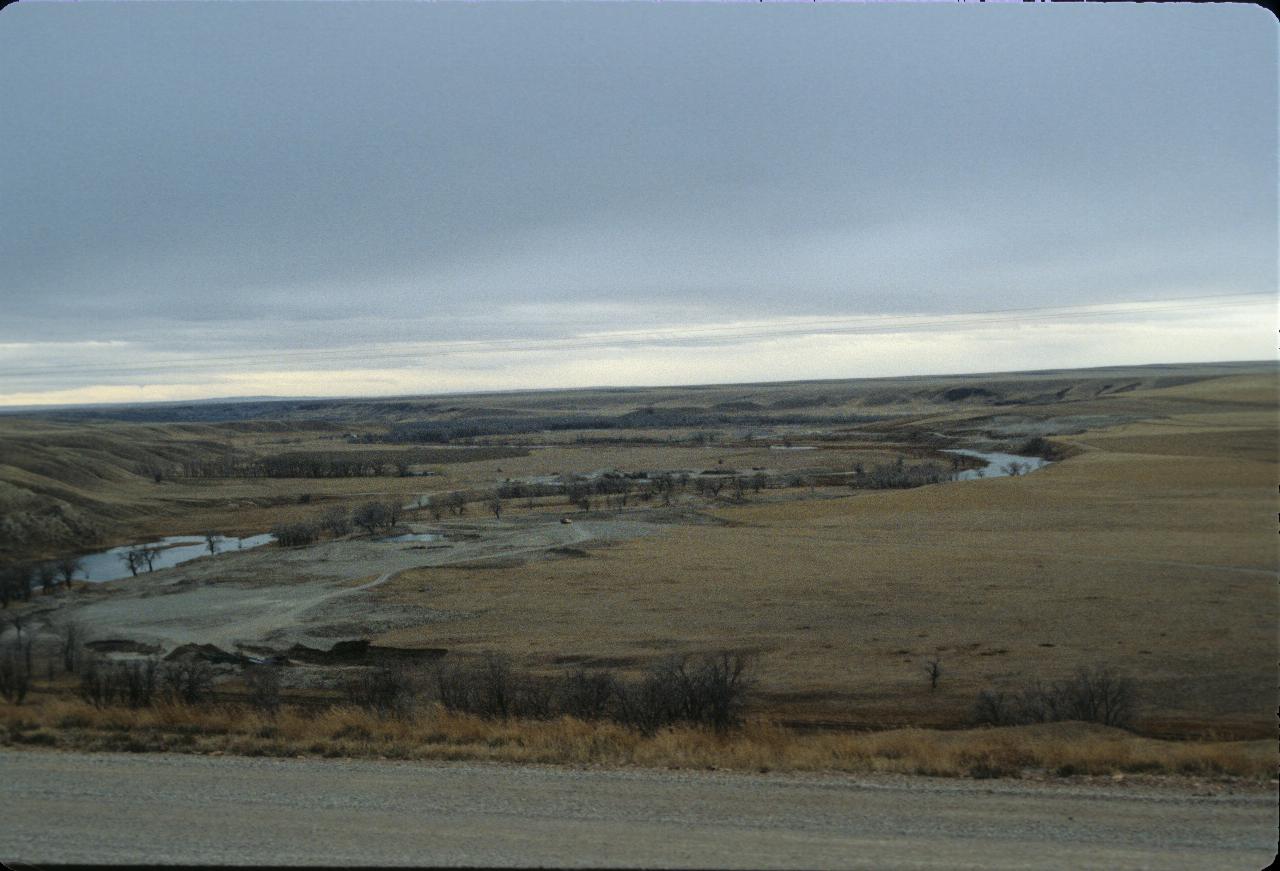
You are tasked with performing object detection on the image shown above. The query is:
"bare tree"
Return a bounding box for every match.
[385,500,403,529]
[35,562,58,596]
[321,506,352,537]
[55,556,83,589]
[122,545,161,574]
[487,493,503,520]
[353,501,389,536]
[59,620,85,673]
[925,658,942,691]
[204,532,221,555]
[446,491,467,517]
[161,660,214,704]
[120,549,142,577]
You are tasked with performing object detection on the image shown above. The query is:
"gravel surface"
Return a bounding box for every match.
[32,515,666,653]
[2,751,1274,868]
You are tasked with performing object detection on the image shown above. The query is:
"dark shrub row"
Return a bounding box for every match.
[972,666,1138,729]
[79,657,215,708]
[339,652,755,733]
[426,651,754,734]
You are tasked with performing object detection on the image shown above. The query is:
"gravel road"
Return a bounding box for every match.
[2,751,1274,868]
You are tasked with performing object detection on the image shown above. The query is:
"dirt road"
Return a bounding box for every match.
[1,751,1273,868]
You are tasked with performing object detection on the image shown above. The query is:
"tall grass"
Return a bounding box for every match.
[1,696,1270,781]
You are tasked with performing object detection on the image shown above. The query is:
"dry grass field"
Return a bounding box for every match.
[1,362,1275,774]
[1,697,1270,782]
[371,372,1277,737]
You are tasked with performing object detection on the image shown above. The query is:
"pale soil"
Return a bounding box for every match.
[27,514,667,652]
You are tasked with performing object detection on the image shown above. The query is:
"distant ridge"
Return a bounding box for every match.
[0,360,1272,424]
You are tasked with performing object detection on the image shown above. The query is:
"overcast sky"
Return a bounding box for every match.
[0,2,1274,406]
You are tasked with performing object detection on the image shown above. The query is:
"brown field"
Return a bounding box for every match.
[1,361,1276,774]
[370,371,1277,737]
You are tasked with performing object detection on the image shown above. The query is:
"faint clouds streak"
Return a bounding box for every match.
[0,295,1268,407]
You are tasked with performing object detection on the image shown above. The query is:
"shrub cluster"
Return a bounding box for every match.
[352,500,403,536]
[849,459,953,490]
[344,664,417,717]
[432,651,753,734]
[270,522,321,547]
[0,638,34,703]
[79,657,215,709]
[972,666,1138,729]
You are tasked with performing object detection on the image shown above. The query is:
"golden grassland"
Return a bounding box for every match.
[1,694,1271,784]
[375,376,1278,737]
[1,366,1275,773]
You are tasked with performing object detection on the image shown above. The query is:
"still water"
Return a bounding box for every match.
[78,533,275,583]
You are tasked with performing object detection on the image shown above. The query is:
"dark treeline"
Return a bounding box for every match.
[369,410,886,444]
[174,447,526,479]
[848,459,954,490]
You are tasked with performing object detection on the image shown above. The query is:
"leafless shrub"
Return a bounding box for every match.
[345,665,417,717]
[972,690,1015,726]
[850,458,953,491]
[271,522,321,547]
[121,658,160,708]
[0,639,33,703]
[445,491,467,516]
[244,663,282,714]
[321,507,352,537]
[79,656,118,708]
[474,652,513,719]
[0,563,31,607]
[76,657,162,708]
[35,562,58,596]
[59,621,85,673]
[431,651,754,732]
[973,666,1138,729]
[353,501,402,536]
[557,669,616,721]
[607,652,754,734]
[1053,665,1137,728]
[434,653,549,720]
[161,660,215,704]
[55,556,83,589]
[925,658,942,690]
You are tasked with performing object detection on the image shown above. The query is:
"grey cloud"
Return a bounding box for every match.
[0,3,1273,397]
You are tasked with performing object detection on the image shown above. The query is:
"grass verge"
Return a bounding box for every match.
[1,697,1272,783]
